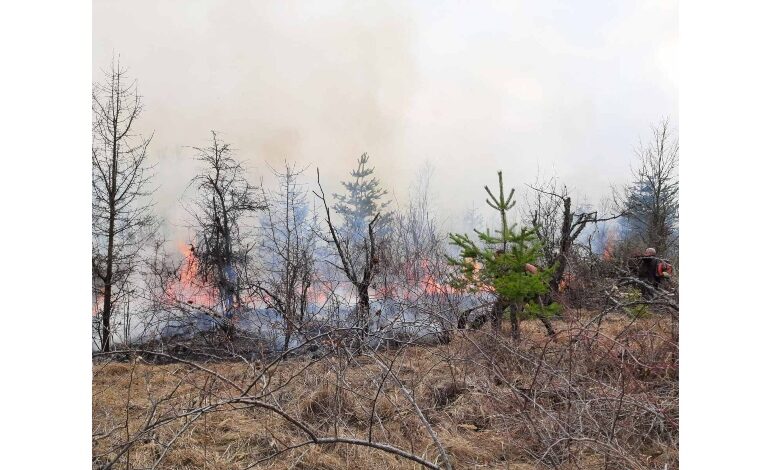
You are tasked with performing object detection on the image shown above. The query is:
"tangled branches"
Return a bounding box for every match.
[93,299,677,469]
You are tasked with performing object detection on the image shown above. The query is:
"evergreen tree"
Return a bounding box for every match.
[333,153,390,239]
[448,171,558,337]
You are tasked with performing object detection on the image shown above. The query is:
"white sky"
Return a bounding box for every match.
[93,0,677,240]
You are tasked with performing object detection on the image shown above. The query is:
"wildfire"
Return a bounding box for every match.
[165,242,218,308]
[373,258,459,301]
[602,226,619,261]
[93,293,103,316]
[312,280,337,305]
[418,259,456,296]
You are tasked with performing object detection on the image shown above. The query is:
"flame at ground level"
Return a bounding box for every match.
[165,242,218,309]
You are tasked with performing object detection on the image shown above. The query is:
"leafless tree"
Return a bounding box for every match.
[614,118,679,256]
[92,57,156,352]
[526,177,619,294]
[313,171,383,339]
[185,131,264,336]
[253,162,318,350]
[376,163,464,341]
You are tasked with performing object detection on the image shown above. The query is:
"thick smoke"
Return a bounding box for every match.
[93,0,677,242]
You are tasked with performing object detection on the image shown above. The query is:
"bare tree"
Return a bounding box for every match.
[378,163,461,342]
[92,57,156,352]
[614,118,679,256]
[185,131,264,336]
[314,166,383,338]
[254,162,318,350]
[527,178,618,293]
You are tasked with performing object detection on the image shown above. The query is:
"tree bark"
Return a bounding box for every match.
[100,103,120,353]
[550,196,573,293]
[509,302,519,340]
[358,283,371,335]
[540,316,555,337]
[492,297,506,332]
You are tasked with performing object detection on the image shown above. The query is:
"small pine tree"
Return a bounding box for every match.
[448,171,558,336]
[333,153,390,239]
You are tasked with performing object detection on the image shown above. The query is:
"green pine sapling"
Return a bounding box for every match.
[448,171,559,338]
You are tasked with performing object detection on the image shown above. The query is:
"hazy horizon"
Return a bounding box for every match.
[93,0,677,242]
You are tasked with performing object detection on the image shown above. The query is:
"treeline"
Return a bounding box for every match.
[92,59,678,353]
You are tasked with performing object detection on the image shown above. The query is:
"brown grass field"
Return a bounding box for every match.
[93,311,678,470]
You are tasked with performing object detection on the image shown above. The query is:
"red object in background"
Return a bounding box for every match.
[525,263,538,274]
[657,261,673,277]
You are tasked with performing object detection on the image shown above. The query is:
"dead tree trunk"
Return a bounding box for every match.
[314,169,381,340]
[100,184,116,352]
[551,196,573,293]
[357,282,371,335]
[529,183,619,337]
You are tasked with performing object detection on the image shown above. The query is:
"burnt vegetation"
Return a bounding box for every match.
[93,62,679,469]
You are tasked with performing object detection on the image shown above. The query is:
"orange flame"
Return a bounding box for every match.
[311,280,337,305]
[602,227,618,261]
[374,258,462,301]
[165,242,218,308]
[93,293,103,317]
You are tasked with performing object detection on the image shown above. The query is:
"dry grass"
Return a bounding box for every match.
[93,311,678,469]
